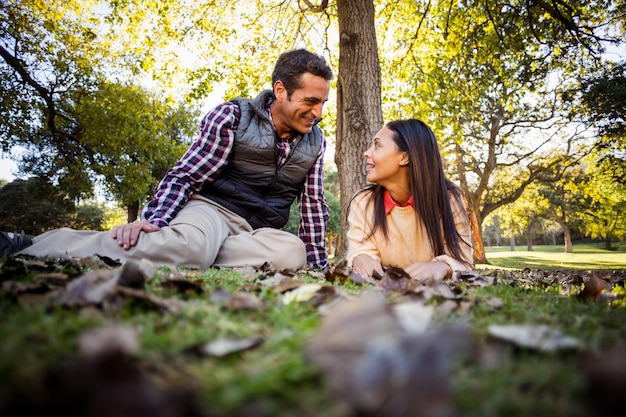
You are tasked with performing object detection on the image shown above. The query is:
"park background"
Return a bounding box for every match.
[1,0,625,263]
[1,2,626,417]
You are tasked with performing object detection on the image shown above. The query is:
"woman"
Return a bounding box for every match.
[346,119,473,280]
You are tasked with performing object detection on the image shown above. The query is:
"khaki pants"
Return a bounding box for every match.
[18,195,307,270]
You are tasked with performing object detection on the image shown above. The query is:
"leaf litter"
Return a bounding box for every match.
[1,253,625,416]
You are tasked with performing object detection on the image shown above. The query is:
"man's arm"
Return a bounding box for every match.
[112,102,239,249]
[298,134,329,269]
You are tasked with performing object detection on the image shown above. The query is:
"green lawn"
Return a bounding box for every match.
[0,243,624,417]
[479,242,626,270]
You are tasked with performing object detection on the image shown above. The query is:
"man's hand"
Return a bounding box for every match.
[404,261,452,282]
[352,254,384,278]
[111,220,161,250]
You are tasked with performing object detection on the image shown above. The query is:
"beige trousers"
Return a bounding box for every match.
[18,195,307,270]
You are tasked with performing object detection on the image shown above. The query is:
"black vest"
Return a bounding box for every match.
[199,90,322,229]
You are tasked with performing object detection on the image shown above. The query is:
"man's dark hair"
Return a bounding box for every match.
[272,49,333,98]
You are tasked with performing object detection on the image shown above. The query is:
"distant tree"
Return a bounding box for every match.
[580,152,626,249]
[566,61,626,185]
[538,166,589,253]
[0,177,76,235]
[1,1,198,220]
[72,203,105,231]
[541,220,563,246]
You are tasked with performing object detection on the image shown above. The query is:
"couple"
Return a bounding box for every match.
[19,49,473,280]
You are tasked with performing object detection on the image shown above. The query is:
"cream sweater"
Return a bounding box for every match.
[346,190,474,272]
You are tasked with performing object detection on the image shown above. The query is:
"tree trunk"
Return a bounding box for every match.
[468,206,488,264]
[510,233,516,251]
[335,0,383,258]
[455,144,487,265]
[126,200,139,223]
[605,234,613,250]
[563,224,573,253]
[526,230,533,251]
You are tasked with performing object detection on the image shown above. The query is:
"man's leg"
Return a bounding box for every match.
[213,228,307,270]
[18,200,230,269]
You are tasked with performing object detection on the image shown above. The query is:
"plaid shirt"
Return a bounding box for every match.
[141,101,329,269]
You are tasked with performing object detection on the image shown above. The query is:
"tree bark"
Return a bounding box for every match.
[127,200,140,223]
[335,0,383,258]
[562,224,573,253]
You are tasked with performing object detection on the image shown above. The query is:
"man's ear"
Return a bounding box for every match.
[400,152,410,166]
[273,80,287,102]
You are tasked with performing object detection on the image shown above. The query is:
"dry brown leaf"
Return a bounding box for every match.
[281,284,323,305]
[488,324,580,352]
[308,291,472,417]
[79,324,140,357]
[114,286,190,314]
[186,336,264,358]
[32,272,70,286]
[379,266,416,293]
[392,302,434,335]
[270,274,306,293]
[226,292,265,311]
[577,272,611,301]
[160,277,205,294]
[51,269,119,307]
[325,259,377,285]
[307,285,351,309]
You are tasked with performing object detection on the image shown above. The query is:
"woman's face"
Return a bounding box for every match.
[363,126,409,187]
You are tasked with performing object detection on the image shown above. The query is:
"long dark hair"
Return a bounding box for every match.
[352,119,471,264]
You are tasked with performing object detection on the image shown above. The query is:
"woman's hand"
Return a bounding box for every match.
[352,254,384,278]
[111,220,161,250]
[404,261,452,282]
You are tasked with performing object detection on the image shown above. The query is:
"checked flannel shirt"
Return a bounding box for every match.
[141,100,329,269]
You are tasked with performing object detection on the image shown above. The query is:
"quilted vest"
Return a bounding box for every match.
[199,90,322,229]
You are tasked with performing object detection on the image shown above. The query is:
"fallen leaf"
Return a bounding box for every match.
[51,269,119,307]
[577,272,611,301]
[78,324,140,357]
[281,284,323,305]
[226,292,265,310]
[379,266,415,293]
[308,291,472,417]
[392,302,433,335]
[186,336,264,358]
[270,274,306,293]
[488,324,580,352]
[160,277,205,294]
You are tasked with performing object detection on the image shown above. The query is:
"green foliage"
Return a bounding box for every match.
[75,81,198,216]
[0,177,76,235]
[72,202,106,231]
[101,205,128,230]
[1,1,199,217]
[566,61,626,185]
[579,152,626,245]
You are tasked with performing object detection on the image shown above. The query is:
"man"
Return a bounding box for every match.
[19,49,333,271]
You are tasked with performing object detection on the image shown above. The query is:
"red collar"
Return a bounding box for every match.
[384,190,415,214]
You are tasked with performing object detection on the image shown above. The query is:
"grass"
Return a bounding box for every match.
[478,242,626,270]
[1,242,625,417]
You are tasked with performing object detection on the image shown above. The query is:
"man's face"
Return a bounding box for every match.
[271,72,330,138]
